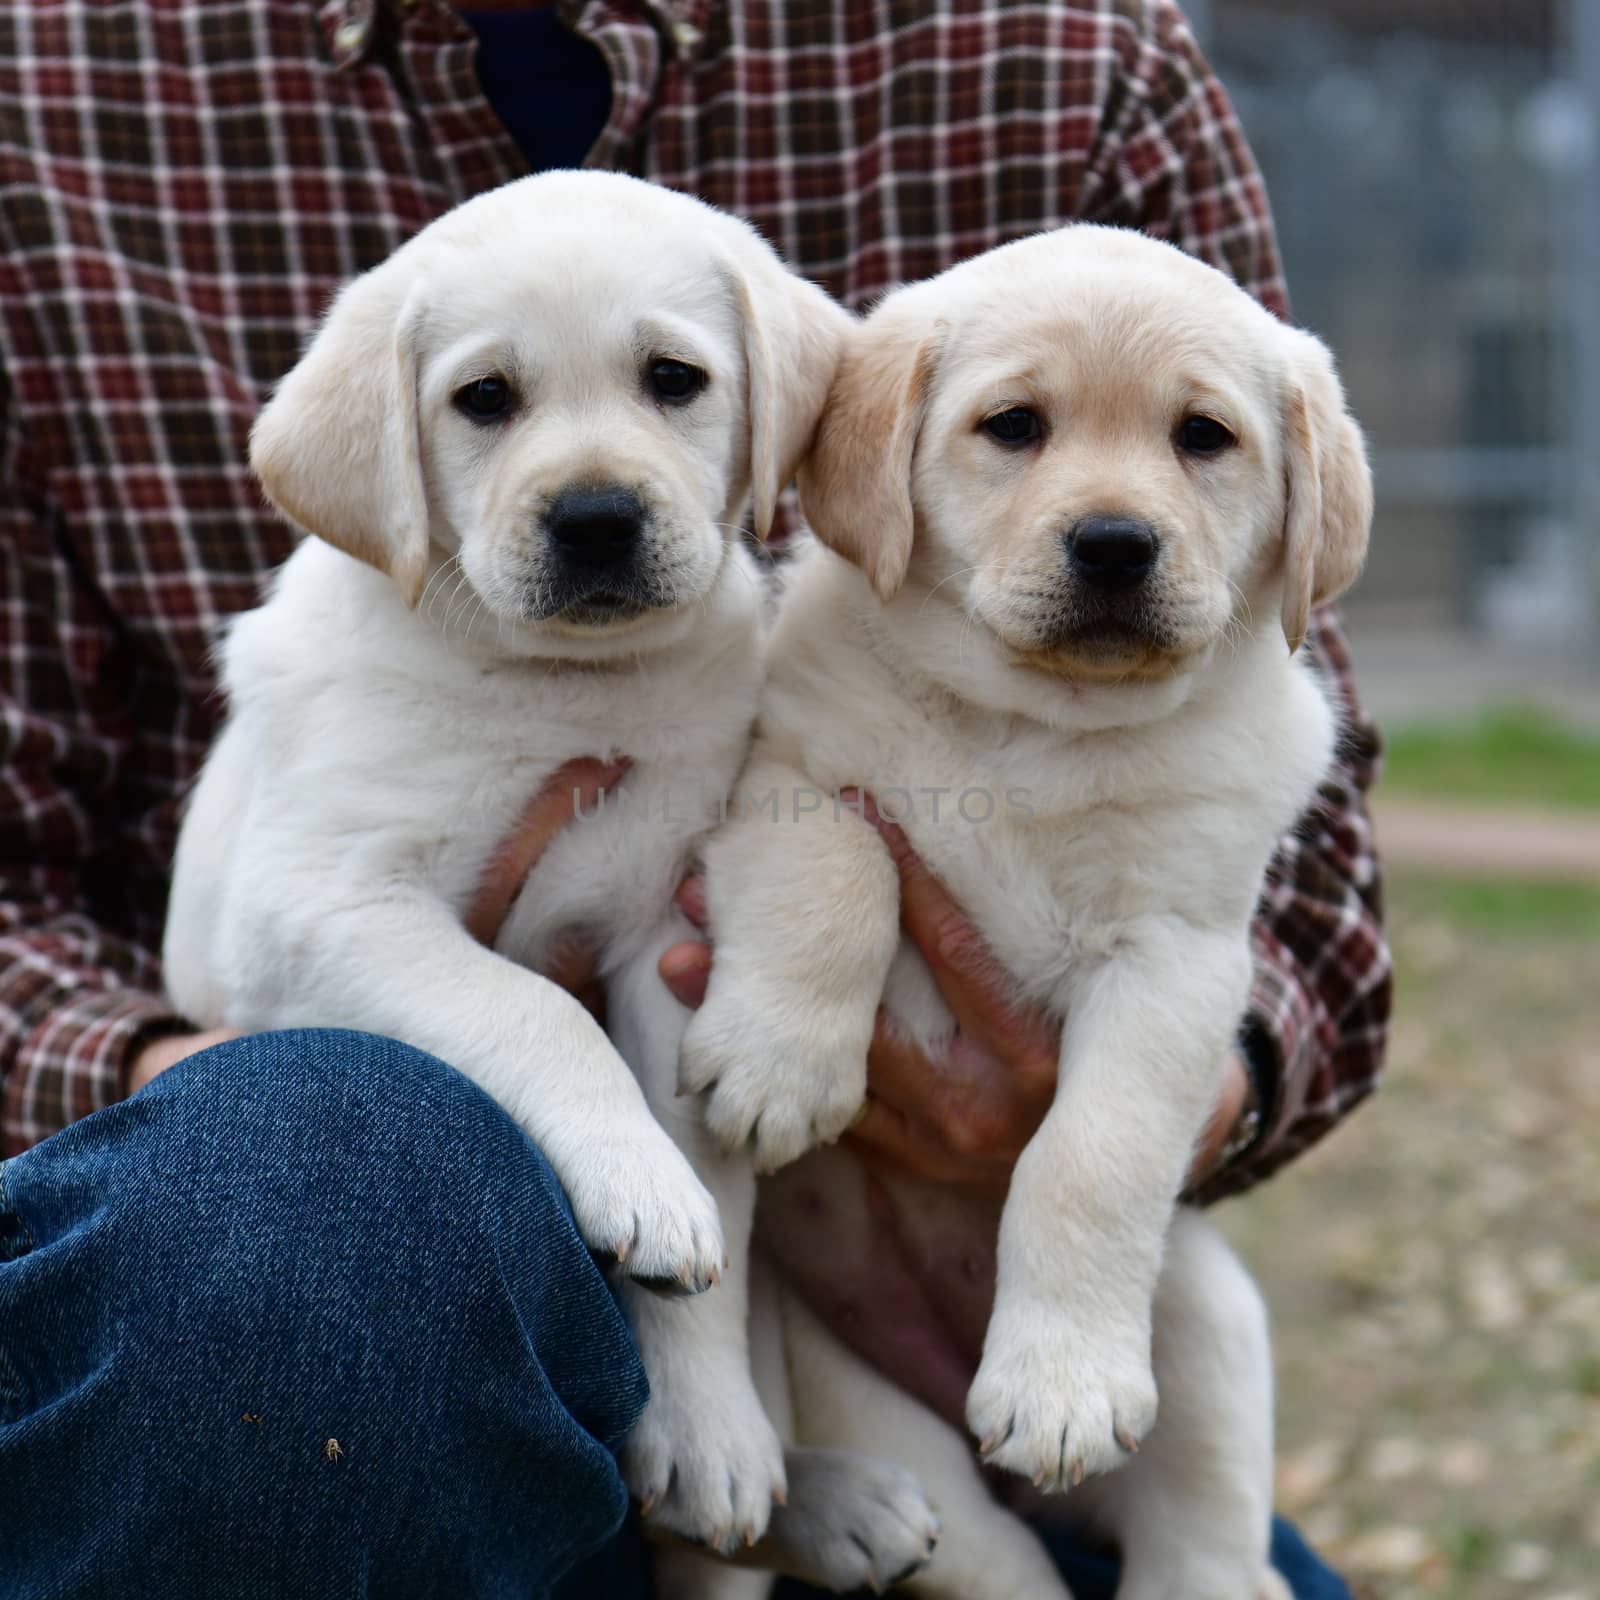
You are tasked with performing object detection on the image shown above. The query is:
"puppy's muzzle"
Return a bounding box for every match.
[1065,515,1159,594]
[545,484,646,574]
[535,482,665,624]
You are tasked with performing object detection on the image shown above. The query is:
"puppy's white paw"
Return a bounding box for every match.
[679,997,867,1173]
[768,1446,940,1594]
[967,1302,1157,1492]
[557,1128,725,1295]
[622,1367,786,1554]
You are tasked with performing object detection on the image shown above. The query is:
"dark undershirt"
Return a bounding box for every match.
[460,8,612,171]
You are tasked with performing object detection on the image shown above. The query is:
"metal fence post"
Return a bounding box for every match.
[1570,0,1600,656]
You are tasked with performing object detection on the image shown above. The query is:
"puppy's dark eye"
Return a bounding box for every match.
[648,358,707,405]
[1177,415,1236,455]
[454,375,514,423]
[982,407,1041,446]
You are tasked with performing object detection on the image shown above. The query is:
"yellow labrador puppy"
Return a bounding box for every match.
[680,225,1371,1598]
[162,172,933,1570]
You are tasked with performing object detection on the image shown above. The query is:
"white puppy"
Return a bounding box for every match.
[162,171,866,1558]
[681,225,1372,1597]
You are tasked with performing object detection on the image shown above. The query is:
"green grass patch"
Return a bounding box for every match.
[1389,872,1600,940]
[1444,1524,1497,1577]
[1381,708,1600,812]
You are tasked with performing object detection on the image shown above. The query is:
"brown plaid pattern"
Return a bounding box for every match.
[0,0,1388,1184]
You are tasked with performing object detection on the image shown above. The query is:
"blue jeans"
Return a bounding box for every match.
[0,1030,1348,1599]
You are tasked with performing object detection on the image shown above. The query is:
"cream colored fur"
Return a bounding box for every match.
[162,171,857,1557]
[681,225,1371,1597]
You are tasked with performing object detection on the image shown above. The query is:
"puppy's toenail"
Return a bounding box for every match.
[886,1557,930,1586]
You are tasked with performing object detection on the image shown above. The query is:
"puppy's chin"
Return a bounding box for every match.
[515,583,730,663]
[1015,636,1178,685]
[540,593,659,632]
[1006,619,1207,686]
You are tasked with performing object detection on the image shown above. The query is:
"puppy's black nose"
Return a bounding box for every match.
[1067,516,1159,592]
[545,485,645,569]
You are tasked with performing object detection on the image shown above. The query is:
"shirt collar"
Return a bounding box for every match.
[317,0,711,72]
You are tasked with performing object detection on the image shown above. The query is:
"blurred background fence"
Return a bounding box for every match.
[1185,6,1600,1596]
[1196,0,1600,724]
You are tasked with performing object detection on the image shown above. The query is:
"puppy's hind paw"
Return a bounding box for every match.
[967,1308,1158,1492]
[764,1446,940,1594]
[623,1377,786,1554]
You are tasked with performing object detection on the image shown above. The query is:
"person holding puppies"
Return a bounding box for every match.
[0,3,1384,1596]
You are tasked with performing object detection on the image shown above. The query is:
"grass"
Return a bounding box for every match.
[1389,875,1600,939]
[1381,708,1600,813]
[1219,867,1600,1597]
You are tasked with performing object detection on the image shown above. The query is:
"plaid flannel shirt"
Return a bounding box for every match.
[0,0,1390,1186]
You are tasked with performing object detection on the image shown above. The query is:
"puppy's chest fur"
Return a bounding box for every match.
[760,562,1336,1043]
[215,543,761,984]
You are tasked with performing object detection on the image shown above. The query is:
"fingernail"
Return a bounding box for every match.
[673,875,710,928]
[862,797,911,857]
[659,945,707,978]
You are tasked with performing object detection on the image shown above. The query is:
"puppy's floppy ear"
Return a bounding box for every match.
[719,243,853,541]
[249,264,431,607]
[797,309,939,602]
[1278,326,1373,652]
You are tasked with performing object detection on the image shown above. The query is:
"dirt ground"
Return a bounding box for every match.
[1218,873,1600,1599]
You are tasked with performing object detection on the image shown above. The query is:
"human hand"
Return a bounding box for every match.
[125,1026,240,1094]
[461,754,629,1016]
[129,755,628,1097]
[850,806,1252,1191]
[657,806,1250,1193]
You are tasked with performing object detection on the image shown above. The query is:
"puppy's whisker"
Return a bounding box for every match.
[715,552,762,599]
[956,597,986,666]
[420,554,464,619]
[918,563,985,616]
[423,558,469,636]
[442,571,479,634]
[1183,558,1257,660]
[418,564,449,619]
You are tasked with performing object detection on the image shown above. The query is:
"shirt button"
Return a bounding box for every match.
[333,17,370,56]
[672,19,702,51]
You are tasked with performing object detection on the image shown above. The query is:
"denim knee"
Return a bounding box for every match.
[0,1028,648,1598]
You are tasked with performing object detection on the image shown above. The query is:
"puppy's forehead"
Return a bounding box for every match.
[415,237,736,365]
[402,175,748,346]
[927,225,1285,392]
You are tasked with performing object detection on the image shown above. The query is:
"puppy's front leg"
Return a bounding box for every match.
[966,921,1251,1490]
[227,886,722,1291]
[678,753,902,1173]
[608,921,786,1553]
